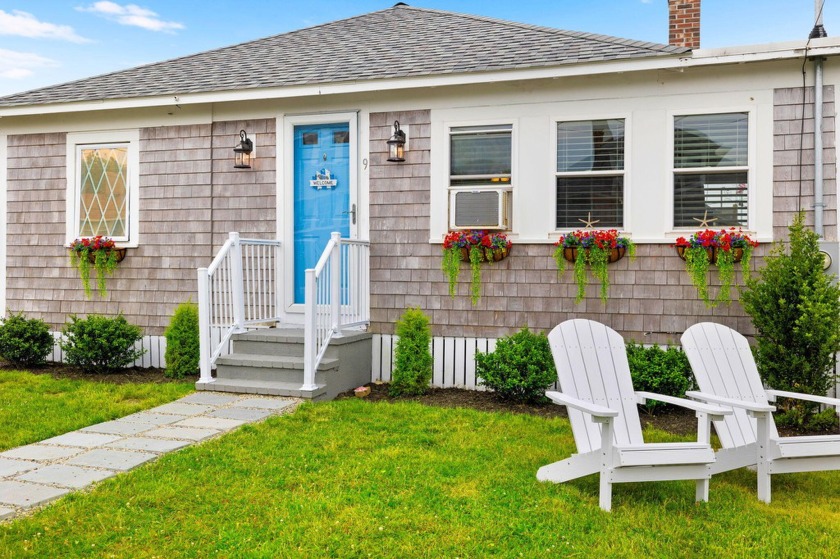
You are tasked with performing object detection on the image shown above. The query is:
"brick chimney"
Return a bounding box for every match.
[668,0,701,49]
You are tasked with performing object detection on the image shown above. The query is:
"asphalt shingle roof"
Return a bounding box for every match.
[0,4,688,108]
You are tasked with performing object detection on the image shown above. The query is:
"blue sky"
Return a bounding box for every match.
[0,1,836,97]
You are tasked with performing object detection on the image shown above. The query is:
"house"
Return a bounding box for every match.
[0,2,837,394]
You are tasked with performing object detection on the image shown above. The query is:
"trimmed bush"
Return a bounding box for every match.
[626,341,696,413]
[164,301,200,379]
[475,327,556,403]
[60,314,145,374]
[389,307,433,397]
[0,312,54,367]
[740,211,840,429]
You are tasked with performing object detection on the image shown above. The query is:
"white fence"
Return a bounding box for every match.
[373,334,498,389]
[48,333,167,369]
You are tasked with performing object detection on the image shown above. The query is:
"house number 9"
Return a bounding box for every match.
[362,158,368,170]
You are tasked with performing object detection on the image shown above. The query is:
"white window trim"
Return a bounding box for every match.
[443,119,518,234]
[667,108,756,233]
[552,115,631,233]
[65,130,140,248]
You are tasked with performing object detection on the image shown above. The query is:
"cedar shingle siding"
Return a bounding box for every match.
[5,120,276,335]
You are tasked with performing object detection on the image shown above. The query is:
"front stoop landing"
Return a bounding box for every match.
[197,328,372,400]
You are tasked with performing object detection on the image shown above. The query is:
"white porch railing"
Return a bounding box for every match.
[302,232,371,391]
[197,232,282,383]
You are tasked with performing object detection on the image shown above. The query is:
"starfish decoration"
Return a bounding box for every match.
[692,211,719,228]
[578,212,601,229]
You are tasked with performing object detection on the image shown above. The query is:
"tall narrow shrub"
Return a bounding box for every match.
[740,211,840,427]
[389,307,433,397]
[164,301,200,379]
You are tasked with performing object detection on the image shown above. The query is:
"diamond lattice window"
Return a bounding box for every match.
[78,146,128,238]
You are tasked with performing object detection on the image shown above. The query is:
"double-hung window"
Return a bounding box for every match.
[448,124,512,229]
[673,113,748,227]
[555,119,625,229]
[66,131,139,246]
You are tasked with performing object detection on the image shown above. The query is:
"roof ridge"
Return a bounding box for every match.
[395,4,688,54]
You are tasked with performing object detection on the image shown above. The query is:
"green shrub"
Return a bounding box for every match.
[60,314,146,374]
[475,327,556,403]
[389,307,433,397]
[164,301,200,379]
[740,211,840,424]
[775,404,840,432]
[0,312,54,367]
[626,341,696,412]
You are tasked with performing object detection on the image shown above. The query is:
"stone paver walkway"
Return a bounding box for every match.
[0,392,299,522]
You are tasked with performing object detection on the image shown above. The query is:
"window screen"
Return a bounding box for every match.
[556,119,624,228]
[673,113,748,227]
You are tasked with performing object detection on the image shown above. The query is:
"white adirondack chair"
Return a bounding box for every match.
[537,319,730,511]
[681,322,840,503]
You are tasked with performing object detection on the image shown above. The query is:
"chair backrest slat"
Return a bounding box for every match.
[549,320,643,453]
[681,323,778,448]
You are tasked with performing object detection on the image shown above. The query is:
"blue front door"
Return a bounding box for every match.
[293,123,351,304]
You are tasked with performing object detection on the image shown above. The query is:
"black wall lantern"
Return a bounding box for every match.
[234,129,254,169]
[386,120,406,162]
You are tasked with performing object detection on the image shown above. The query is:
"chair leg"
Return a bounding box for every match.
[757,461,771,504]
[695,478,709,502]
[599,474,612,512]
[755,412,772,503]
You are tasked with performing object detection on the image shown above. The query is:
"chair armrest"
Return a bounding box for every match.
[766,389,840,408]
[685,391,775,413]
[635,391,732,417]
[545,391,619,419]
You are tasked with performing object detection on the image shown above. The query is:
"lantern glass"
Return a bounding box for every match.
[234,149,251,169]
[388,141,405,162]
[233,130,253,169]
[386,121,406,162]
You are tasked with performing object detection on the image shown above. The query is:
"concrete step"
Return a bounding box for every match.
[231,328,372,357]
[214,353,338,384]
[196,378,328,400]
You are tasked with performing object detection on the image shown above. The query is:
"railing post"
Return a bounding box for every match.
[197,267,214,384]
[330,232,342,337]
[302,268,318,392]
[229,232,246,333]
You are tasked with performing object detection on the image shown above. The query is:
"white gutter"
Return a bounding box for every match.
[3,37,840,118]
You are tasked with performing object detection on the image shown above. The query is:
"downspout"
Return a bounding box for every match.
[812,0,827,236]
[814,56,824,237]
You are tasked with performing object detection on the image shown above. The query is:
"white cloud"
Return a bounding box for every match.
[0,10,90,43]
[0,49,57,80]
[77,2,184,33]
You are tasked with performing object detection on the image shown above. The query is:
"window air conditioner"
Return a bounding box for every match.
[449,188,510,230]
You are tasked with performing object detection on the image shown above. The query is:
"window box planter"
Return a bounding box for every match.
[561,246,626,265]
[674,228,758,307]
[442,230,512,305]
[458,245,511,263]
[85,247,127,264]
[554,229,635,304]
[69,236,125,299]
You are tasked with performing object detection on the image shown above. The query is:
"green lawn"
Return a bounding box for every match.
[1,398,838,558]
[0,370,194,452]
